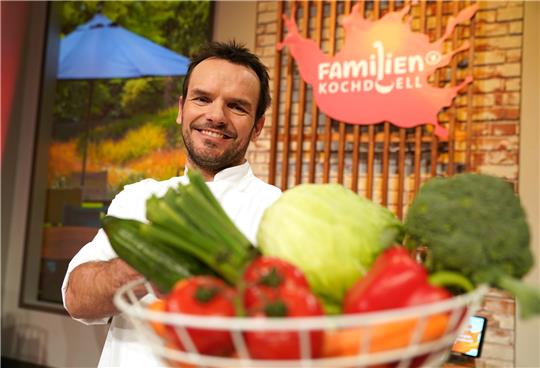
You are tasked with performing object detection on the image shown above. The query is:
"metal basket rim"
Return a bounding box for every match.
[114,278,488,331]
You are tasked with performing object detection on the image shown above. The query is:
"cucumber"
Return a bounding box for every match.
[102,215,211,292]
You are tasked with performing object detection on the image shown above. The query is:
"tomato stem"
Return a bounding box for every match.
[264,300,288,317]
[258,267,284,288]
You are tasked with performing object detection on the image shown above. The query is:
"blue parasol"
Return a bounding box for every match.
[57,14,190,186]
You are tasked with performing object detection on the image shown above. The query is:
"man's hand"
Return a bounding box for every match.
[65,258,146,320]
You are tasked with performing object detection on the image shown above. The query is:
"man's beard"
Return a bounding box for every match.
[181,124,252,175]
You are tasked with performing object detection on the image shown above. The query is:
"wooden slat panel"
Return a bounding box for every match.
[294,0,310,185]
[447,0,460,176]
[351,0,366,193]
[366,0,381,200]
[322,1,338,183]
[269,0,476,216]
[337,0,353,185]
[268,1,284,185]
[413,0,428,194]
[280,1,297,189]
[308,1,324,183]
[381,0,395,206]
[430,0,443,177]
[465,0,475,171]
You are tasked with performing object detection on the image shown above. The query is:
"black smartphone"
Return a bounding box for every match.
[450,315,488,358]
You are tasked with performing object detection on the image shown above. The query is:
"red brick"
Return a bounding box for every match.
[475,22,508,36]
[476,136,519,151]
[472,93,495,107]
[473,110,497,121]
[476,9,497,23]
[479,2,509,10]
[508,20,523,34]
[506,49,521,62]
[497,6,524,22]
[474,79,503,93]
[475,50,506,65]
[501,92,521,106]
[477,164,518,180]
[491,122,518,136]
[474,65,498,79]
[494,107,520,120]
[475,35,523,50]
[505,78,521,91]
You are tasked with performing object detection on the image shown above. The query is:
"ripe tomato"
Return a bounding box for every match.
[166,276,236,356]
[243,256,310,289]
[242,256,310,312]
[244,285,324,360]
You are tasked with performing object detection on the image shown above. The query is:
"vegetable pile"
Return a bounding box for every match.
[102,171,539,362]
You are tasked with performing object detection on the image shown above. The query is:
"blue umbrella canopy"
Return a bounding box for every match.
[57,14,190,187]
[58,14,190,79]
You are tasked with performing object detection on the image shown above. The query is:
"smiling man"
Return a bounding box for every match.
[62,41,282,367]
[180,57,264,179]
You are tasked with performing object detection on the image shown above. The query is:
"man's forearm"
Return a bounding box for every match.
[65,258,143,320]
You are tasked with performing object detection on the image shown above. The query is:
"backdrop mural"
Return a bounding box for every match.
[278,3,479,139]
[40,1,211,304]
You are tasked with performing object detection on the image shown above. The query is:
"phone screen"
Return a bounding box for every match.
[451,315,487,358]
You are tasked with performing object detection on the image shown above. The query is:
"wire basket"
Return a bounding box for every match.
[114,279,487,368]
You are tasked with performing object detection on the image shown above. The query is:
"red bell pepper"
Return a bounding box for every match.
[343,246,451,313]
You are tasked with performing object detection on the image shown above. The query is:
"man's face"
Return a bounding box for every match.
[177,58,264,178]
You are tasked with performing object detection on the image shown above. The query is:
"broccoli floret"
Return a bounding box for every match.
[404,173,539,319]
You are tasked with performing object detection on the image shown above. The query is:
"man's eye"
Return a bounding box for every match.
[230,103,247,113]
[193,96,210,103]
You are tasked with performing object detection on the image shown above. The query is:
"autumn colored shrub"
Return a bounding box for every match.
[128,149,186,180]
[89,123,167,165]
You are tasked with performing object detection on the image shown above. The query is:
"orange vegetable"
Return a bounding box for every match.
[148,299,169,339]
[322,313,450,357]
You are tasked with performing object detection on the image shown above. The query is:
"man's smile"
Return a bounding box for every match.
[197,129,230,139]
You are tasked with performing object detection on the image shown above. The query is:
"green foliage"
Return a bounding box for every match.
[404,173,539,318]
[91,123,168,165]
[121,78,165,114]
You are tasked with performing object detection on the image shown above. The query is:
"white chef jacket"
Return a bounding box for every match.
[61,162,282,367]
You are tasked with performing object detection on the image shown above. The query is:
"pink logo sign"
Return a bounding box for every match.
[278,4,479,139]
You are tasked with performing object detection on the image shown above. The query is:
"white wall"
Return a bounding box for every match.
[212,0,257,50]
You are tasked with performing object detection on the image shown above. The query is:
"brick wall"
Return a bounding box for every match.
[250,1,523,366]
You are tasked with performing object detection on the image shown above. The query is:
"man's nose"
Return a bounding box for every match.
[206,100,226,123]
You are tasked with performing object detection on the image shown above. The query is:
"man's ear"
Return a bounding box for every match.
[250,116,265,142]
[176,97,183,125]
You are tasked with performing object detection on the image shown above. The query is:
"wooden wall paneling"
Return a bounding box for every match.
[294,0,310,185]
[269,0,476,213]
[413,0,428,194]
[279,1,297,189]
[447,0,460,176]
[365,0,380,200]
[322,1,338,184]
[380,0,395,206]
[308,1,324,183]
[337,0,353,185]
[430,0,443,177]
[465,0,475,171]
[350,0,366,193]
[268,1,284,186]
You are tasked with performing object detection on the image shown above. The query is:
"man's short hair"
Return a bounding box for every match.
[181,41,271,121]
